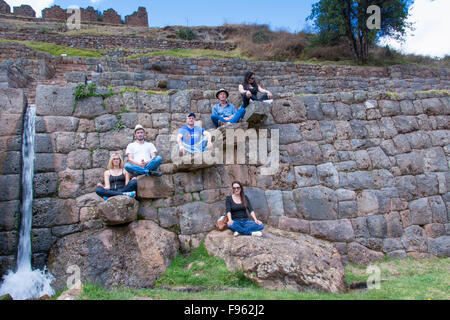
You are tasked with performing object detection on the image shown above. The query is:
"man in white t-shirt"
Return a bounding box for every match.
[124,124,163,177]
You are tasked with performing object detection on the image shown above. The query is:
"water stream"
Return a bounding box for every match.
[0,105,55,300]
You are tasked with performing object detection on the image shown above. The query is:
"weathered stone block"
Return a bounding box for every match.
[427,236,450,257]
[347,242,384,265]
[278,216,310,233]
[36,85,76,116]
[366,215,387,238]
[409,198,432,225]
[339,201,358,219]
[178,201,219,235]
[401,225,427,252]
[316,162,339,188]
[271,98,307,124]
[285,141,322,165]
[137,175,174,199]
[310,219,354,242]
[294,186,338,220]
[293,165,318,188]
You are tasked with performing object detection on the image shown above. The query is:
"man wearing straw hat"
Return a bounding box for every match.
[124,124,163,177]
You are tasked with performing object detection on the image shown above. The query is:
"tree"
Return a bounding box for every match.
[307,0,413,64]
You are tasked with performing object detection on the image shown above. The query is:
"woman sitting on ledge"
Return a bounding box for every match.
[238,71,273,108]
[95,153,137,200]
[226,180,264,237]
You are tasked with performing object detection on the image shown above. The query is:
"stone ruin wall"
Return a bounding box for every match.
[0,1,148,27]
[0,83,449,276]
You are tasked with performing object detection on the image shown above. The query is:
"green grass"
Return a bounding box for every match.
[155,243,257,289]
[75,243,449,300]
[126,48,250,60]
[0,38,103,58]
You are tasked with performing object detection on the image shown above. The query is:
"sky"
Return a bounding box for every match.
[4,0,450,58]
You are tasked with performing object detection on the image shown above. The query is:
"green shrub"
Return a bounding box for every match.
[178,27,196,41]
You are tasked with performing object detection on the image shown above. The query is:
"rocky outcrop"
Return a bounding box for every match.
[204,226,346,293]
[47,220,179,291]
[97,196,139,225]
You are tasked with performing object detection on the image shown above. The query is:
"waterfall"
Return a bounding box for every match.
[0,105,55,300]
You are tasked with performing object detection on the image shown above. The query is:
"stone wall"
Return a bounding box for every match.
[125,7,148,27]
[1,84,446,276]
[13,5,35,18]
[0,88,27,275]
[7,4,144,27]
[42,5,67,21]
[0,0,10,14]
[103,8,121,25]
[0,31,236,51]
[80,6,99,23]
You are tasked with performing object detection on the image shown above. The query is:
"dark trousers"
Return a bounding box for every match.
[95,180,137,198]
[241,92,269,108]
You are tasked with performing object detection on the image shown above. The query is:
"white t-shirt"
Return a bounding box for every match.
[125,141,157,163]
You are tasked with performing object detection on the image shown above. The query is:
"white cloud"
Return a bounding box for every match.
[380,0,450,58]
[90,0,103,4]
[5,0,55,18]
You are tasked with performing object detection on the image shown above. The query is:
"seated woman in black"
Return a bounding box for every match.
[95,153,137,200]
[238,71,273,108]
[226,180,264,237]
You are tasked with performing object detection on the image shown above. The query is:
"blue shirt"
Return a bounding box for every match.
[179,125,205,146]
[212,102,237,118]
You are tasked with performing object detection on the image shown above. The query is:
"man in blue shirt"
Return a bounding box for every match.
[211,89,246,128]
[177,113,212,154]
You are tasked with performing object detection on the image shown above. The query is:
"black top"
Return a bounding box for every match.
[243,85,258,95]
[226,195,253,220]
[109,170,125,191]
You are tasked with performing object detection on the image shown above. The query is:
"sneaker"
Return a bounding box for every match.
[263,99,273,104]
[103,196,108,201]
[123,191,136,198]
[251,231,262,237]
[233,231,240,237]
[149,170,162,177]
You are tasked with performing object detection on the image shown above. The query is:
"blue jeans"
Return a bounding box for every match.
[124,156,162,176]
[211,107,246,128]
[241,92,269,108]
[181,137,208,154]
[227,219,264,235]
[95,180,137,197]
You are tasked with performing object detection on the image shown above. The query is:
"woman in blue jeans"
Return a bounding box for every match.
[226,180,264,237]
[95,153,137,200]
[238,71,273,108]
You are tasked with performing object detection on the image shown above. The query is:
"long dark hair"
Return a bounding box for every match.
[242,71,257,90]
[231,180,247,209]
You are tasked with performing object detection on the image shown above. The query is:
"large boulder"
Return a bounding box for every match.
[97,196,139,226]
[204,226,346,293]
[47,220,179,291]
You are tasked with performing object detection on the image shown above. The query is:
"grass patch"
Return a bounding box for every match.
[126,48,250,60]
[0,38,103,58]
[76,253,449,300]
[155,243,257,289]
